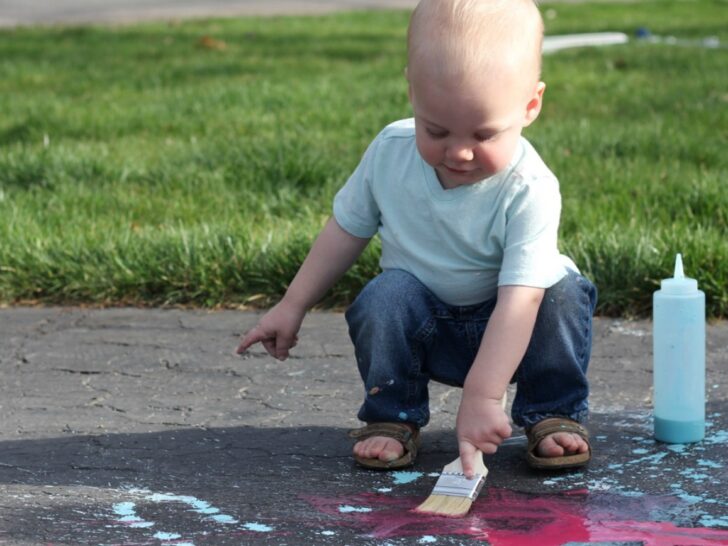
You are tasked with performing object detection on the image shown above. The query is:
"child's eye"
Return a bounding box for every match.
[475,132,497,142]
[425,127,448,139]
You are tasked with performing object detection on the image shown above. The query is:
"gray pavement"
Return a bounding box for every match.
[0,0,419,28]
[1,307,727,545]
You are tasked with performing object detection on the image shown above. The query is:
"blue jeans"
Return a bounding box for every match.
[345,269,598,429]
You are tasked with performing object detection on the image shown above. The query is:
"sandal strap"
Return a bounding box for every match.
[349,422,419,446]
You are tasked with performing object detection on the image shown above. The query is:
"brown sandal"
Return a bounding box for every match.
[526,418,591,470]
[348,422,421,470]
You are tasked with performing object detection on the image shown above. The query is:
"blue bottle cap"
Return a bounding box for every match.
[660,253,698,295]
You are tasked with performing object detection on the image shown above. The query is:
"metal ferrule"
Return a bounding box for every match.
[431,472,486,501]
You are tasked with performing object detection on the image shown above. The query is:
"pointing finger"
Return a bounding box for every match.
[458,440,478,479]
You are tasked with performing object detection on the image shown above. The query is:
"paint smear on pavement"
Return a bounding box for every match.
[304,488,728,545]
[111,501,154,529]
[392,471,423,485]
[242,522,274,532]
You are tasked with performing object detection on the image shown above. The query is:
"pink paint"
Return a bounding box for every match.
[303,488,728,545]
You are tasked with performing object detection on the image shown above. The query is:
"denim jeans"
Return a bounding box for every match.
[345,268,598,429]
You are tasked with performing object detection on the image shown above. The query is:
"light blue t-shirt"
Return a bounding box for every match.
[333,118,571,306]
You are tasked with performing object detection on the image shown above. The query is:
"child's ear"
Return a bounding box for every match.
[523,81,546,127]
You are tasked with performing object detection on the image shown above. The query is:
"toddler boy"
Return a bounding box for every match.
[238,0,597,478]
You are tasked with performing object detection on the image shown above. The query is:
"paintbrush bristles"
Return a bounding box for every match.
[414,493,474,517]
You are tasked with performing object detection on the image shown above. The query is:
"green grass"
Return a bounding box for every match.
[1,1,727,317]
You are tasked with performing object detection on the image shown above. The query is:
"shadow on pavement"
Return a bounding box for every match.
[1,411,727,544]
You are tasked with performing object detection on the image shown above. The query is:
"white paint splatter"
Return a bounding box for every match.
[339,505,372,513]
[377,487,393,493]
[320,530,336,536]
[609,322,649,337]
[242,522,274,532]
[419,535,437,543]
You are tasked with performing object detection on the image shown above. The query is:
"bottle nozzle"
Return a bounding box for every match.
[674,253,685,279]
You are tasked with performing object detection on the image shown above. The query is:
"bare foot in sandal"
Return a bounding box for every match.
[526,418,591,469]
[536,431,589,458]
[353,436,406,463]
[350,423,419,467]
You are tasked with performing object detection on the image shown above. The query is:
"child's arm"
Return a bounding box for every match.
[456,285,545,477]
[237,217,370,360]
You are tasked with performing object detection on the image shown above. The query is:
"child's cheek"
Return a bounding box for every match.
[416,136,442,168]
[476,142,513,176]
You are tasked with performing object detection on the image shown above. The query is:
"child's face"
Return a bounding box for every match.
[409,67,544,189]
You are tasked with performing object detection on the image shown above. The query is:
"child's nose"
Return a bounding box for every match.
[446,143,474,162]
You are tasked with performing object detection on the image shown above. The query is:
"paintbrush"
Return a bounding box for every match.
[414,394,507,517]
[413,451,488,517]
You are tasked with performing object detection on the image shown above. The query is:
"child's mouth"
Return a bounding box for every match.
[444,165,475,175]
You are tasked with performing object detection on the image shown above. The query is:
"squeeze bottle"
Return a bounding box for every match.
[653,253,705,443]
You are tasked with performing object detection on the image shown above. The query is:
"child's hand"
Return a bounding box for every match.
[456,391,512,478]
[236,299,305,361]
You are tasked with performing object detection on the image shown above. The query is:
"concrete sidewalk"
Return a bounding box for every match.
[0,0,418,28]
[1,307,727,544]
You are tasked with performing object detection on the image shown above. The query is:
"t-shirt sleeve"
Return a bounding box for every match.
[498,176,566,288]
[332,137,382,239]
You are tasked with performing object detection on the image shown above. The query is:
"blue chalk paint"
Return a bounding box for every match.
[154,532,182,540]
[704,430,728,444]
[392,471,423,485]
[339,505,372,513]
[629,452,668,466]
[243,522,273,532]
[631,448,649,455]
[113,502,136,517]
[699,514,728,528]
[419,536,437,543]
[145,492,237,524]
[697,459,724,469]
[112,502,154,529]
[398,412,408,421]
[680,469,709,482]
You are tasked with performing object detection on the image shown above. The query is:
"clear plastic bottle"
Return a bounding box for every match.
[653,254,705,443]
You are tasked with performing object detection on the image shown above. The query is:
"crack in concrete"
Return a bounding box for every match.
[50,368,143,378]
[0,462,37,474]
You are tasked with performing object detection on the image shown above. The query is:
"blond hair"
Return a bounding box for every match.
[407,0,544,85]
